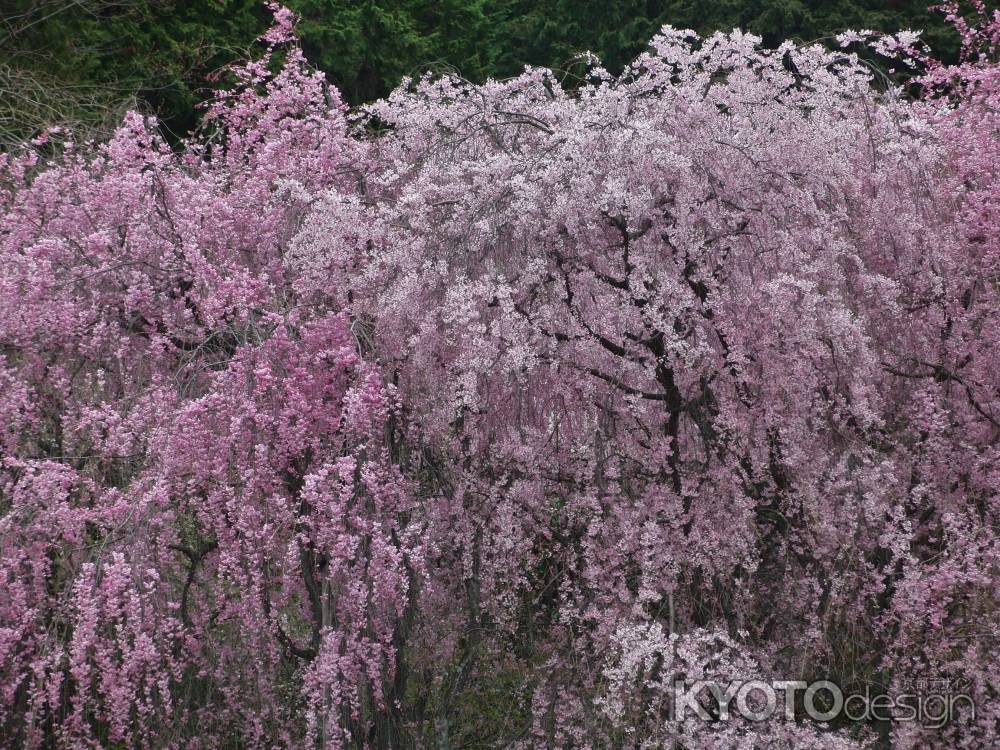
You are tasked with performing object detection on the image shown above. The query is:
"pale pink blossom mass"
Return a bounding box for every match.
[1,3,998,748]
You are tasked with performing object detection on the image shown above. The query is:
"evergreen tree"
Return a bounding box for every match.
[0,0,991,145]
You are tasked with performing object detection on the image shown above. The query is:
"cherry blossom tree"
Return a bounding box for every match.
[2,8,422,748]
[295,12,998,748]
[2,3,998,748]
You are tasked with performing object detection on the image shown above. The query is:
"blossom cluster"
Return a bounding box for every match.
[1,4,998,748]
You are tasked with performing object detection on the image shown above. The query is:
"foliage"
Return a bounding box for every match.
[1,4,999,749]
[0,0,268,146]
[1,0,994,144]
[492,0,970,79]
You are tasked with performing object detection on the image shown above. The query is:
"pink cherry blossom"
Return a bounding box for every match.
[2,4,998,748]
